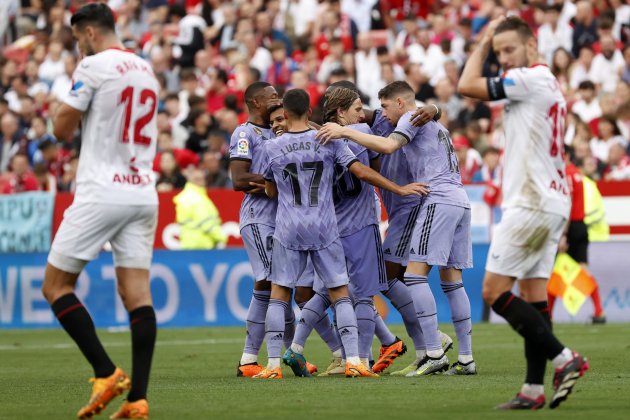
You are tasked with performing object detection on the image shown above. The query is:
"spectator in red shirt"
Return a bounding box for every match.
[266,41,299,87]
[453,134,482,184]
[206,69,234,114]
[153,131,200,173]
[33,162,57,193]
[2,154,39,194]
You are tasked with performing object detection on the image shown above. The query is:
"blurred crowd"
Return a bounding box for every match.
[1,0,630,197]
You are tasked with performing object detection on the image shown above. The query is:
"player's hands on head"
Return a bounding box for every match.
[316,123,346,144]
[481,16,506,44]
[399,183,430,196]
[411,105,437,127]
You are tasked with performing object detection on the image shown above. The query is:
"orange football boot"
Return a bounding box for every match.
[372,338,407,373]
[237,362,264,377]
[306,362,318,375]
[109,399,149,419]
[345,363,379,377]
[77,367,131,419]
[252,367,283,379]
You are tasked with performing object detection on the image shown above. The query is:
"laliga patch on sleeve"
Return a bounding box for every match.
[237,138,249,155]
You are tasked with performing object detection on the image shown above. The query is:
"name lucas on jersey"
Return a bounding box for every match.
[281,141,320,156]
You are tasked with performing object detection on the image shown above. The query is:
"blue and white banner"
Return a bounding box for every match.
[0,248,490,329]
[0,192,54,253]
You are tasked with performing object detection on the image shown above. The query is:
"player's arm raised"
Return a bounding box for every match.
[458,17,505,100]
[53,103,83,141]
[348,161,429,197]
[317,123,408,155]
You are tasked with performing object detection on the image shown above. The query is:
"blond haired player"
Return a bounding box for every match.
[458,16,588,410]
[41,3,159,419]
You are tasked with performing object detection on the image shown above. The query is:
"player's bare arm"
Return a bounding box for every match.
[369,156,381,173]
[230,160,267,194]
[348,161,429,197]
[316,123,407,155]
[458,17,505,100]
[53,103,83,141]
[411,104,441,126]
[264,179,278,199]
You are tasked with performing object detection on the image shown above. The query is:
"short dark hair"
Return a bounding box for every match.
[378,81,415,101]
[244,81,272,107]
[180,69,197,82]
[578,80,596,90]
[282,89,310,117]
[483,146,501,157]
[70,3,116,32]
[216,69,229,85]
[268,103,283,114]
[494,16,534,41]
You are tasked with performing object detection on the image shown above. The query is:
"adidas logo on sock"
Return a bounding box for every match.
[339,328,351,336]
[271,333,283,340]
[384,248,391,254]
[299,318,306,324]
[410,248,416,254]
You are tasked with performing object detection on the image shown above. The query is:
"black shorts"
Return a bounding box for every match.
[567,220,589,263]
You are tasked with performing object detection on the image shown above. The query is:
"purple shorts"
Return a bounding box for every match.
[296,257,316,288]
[382,204,422,266]
[240,224,274,281]
[269,238,349,290]
[341,224,387,298]
[408,203,472,269]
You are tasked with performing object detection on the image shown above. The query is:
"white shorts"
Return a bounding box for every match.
[486,207,566,280]
[49,202,157,273]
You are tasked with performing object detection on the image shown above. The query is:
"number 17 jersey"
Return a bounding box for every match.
[264,129,358,250]
[65,48,159,206]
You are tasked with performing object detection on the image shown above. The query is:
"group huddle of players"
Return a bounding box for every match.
[230,79,476,379]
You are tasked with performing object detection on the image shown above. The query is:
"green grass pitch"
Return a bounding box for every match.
[1,323,628,419]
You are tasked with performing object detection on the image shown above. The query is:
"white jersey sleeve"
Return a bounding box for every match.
[67,49,160,206]
[487,65,570,217]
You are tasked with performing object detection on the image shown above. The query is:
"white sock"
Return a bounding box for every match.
[458,354,474,364]
[332,349,343,358]
[267,358,281,369]
[552,347,573,369]
[426,349,444,359]
[520,383,544,399]
[290,343,304,354]
[240,353,257,365]
[347,356,361,365]
[360,357,370,367]
[415,349,427,361]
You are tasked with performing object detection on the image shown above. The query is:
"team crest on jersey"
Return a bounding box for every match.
[237,139,249,156]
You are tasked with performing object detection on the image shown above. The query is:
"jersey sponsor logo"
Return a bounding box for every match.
[237,139,249,156]
[112,173,152,186]
[69,80,84,97]
[549,179,569,195]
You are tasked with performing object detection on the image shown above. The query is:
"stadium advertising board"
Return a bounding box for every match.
[0,192,54,253]
[0,248,487,329]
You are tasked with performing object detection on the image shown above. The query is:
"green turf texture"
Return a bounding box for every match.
[0,323,628,419]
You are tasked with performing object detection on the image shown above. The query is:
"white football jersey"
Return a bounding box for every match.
[65,48,159,205]
[490,65,571,217]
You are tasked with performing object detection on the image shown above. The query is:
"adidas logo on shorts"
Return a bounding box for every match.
[410,248,416,254]
[384,248,392,255]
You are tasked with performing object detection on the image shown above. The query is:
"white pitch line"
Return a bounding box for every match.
[0,337,242,351]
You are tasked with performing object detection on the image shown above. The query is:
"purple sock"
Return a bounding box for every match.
[265,299,288,359]
[293,293,329,347]
[333,296,359,359]
[441,281,472,356]
[354,298,376,359]
[284,303,295,350]
[243,290,270,356]
[383,278,426,351]
[405,274,441,352]
[374,311,397,346]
